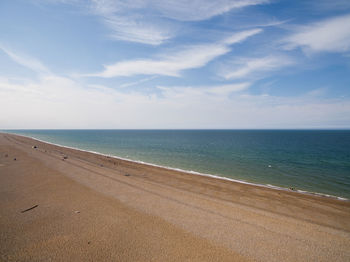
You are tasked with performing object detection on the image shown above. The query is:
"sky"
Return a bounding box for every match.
[0,0,350,129]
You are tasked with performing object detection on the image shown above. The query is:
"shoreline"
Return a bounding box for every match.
[4,131,348,202]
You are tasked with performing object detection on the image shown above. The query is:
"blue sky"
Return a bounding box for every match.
[0,0,350,129]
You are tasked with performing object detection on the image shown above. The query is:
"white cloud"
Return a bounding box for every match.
[120,76,158,88]
[207,83,250,95]
[220,55,294,80]
[90,0,268,21]
[1,75,350,129]
[30,0,268,45]
[222,29,262,44]
[93,44,229,77]
[284,14,350,53]
[151,0,269,21]
[0,46,50,74]
[87,0,267,44]
[244,19,290,28]
[158,83,251,97]
[88,0,171,45]
[99,13,173,45]
[87,29,262,78]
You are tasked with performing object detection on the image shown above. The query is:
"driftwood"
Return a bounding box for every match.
[21,205,38,213]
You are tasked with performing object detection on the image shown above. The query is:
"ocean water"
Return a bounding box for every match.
[5,130,350,199]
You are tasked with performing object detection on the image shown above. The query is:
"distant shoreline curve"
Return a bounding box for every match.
[3,131,348,202]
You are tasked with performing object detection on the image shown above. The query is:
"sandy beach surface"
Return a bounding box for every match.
[0,133,350,261]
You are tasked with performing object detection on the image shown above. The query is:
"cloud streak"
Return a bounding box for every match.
[284,14,350,53]
[158,82,251,97]
[88,0,267,45]
[99,13,173,45]
[88,0,173,45]
[87,29,262,78]
[120,76,158,88]
[0,45,50,74]
[220,55,294,80]
[151,0,269,21]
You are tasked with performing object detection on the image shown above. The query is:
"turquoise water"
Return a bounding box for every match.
[5,130,350,199]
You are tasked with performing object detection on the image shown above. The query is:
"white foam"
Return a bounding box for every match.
[6,132,349,202]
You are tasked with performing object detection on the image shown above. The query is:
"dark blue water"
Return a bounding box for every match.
[5,130,350,199]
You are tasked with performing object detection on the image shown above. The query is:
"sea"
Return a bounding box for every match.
[4,129,350,200]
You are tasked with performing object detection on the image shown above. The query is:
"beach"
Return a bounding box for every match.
[1,133,350,261]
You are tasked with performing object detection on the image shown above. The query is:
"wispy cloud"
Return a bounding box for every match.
[86,29,262,78]
[222,29,262,44]
[244,19,291,28]
[89,0,172,45]
[103,16,172,45]
[31,0,269,45]
[151,0,269,21]
[87,0,268,45]
[89,44,229,77]
[0,45,50,74]
[206,83,251,95]
[120,76,158,88]
[220,55,294,80]
[89,0,269,21]
[283,14,350,53]
[158,82,251,97]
